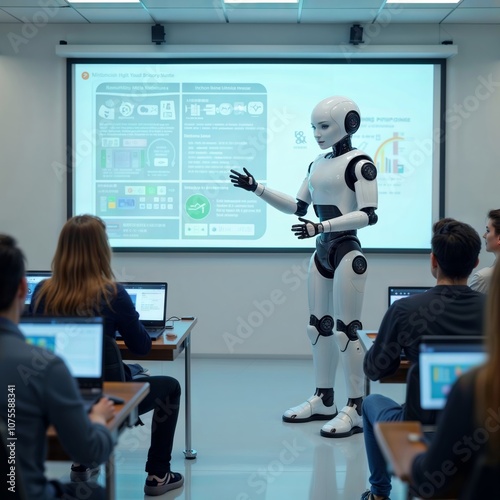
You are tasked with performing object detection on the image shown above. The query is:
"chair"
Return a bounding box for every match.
[0,418,27,500]
[403,363,439,428]
[103,334,126,382]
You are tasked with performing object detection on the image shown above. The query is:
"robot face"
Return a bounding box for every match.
[311,96,361,148]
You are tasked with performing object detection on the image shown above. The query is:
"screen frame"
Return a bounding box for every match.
[66,57,446,254]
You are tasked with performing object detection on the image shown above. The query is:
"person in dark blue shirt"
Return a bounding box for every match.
[30,215,183,496]
[361,219,486,500]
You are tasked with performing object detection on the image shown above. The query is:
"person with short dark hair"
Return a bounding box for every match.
[409,257,500,498]
[0,234,115,500]
[360,219,486,500]
[469,209,500,293]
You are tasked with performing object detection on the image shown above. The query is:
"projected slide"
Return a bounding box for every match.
[70,61,442,251]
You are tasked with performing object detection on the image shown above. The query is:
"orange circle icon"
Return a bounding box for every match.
[81,72,89,80]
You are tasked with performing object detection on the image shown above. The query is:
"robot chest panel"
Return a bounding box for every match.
[308,156,355,207]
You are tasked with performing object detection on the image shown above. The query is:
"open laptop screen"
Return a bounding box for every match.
[388,286,430,307]
[419,336,486,410]
[121,282,167,326]
[19,317,104,383]
[25,271,51,306]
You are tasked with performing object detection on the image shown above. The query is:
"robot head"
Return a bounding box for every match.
[311,96,361,150]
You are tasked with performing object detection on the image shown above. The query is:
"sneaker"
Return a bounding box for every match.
[144,471,184,496]
[360,490,390,500]
[70,463,100,482]
[282,395,338,423]
[320,404,363,438]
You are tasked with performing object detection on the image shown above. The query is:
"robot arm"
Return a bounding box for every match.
[230,167,310,216]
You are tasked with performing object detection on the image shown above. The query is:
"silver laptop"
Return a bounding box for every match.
[118,282,168,340]
[388,286,431,307]
[19,317,105,411]
[419,335,486,411]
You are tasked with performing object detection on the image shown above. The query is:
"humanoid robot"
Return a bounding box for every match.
[230,96,378,438]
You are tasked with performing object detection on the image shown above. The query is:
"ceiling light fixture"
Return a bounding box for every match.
[224,0,298,4]
[386,0,459,4]
[66,0,141,4]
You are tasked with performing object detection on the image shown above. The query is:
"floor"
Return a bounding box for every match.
[46,357,408,500]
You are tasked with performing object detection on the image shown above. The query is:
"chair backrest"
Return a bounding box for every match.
[0,418,27,500]
[403,363,439,426]
[460,451,500,498]
[103,335,126,382]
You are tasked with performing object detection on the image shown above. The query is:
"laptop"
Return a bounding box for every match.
[419,335,486,411]
[117,282,168,340]
[388,286,431,307]
[19,317,106,411]
[24,271,51,314]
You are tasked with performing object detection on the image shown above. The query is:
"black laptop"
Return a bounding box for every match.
[388,286,431,307]
[19,317,105,411]
[117,282,168,340]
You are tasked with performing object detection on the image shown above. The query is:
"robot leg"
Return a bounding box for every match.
[282,255,339,423]
[321,249,367,438]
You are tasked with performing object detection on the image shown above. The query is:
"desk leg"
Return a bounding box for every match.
[105,452,116,500]
[183,333,197,459]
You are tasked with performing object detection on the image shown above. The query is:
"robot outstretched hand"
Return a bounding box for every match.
[292,218,324,239]
[229,167,257,192]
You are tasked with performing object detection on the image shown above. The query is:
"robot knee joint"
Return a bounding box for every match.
[336,319,363,342]
[352,255,367,275]
[308,314,334,343]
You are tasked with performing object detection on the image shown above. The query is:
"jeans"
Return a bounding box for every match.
[362,394,404,498]
[134,375,181,477]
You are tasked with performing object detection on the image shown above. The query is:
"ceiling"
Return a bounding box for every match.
[0,0,499,25]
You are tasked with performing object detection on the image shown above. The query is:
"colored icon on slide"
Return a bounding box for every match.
[186,194,210,220]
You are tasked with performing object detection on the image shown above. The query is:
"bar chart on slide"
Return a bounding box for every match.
[374,132,405,174]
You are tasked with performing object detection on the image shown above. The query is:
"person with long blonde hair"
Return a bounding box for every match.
[31,215,183,495]
[409,260,500,498]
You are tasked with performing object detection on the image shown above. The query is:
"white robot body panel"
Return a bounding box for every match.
[354,160,378,210]
[321,212,369,233]
[295,176,312,206]
[308,151,361,209]
[254,183,298,214]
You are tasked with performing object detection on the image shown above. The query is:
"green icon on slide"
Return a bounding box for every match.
[186,194,210,220]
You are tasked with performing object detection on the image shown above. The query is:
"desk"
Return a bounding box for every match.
[374,422,460,500]
[374,421,426,483]
[358,329,411,395]
[117,318,198,459]
[47,381,150,500]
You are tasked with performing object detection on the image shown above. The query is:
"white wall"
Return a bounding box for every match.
[0,22,498,357]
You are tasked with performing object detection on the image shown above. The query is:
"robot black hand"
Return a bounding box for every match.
[229,167,258,192]
[291,217,323,239]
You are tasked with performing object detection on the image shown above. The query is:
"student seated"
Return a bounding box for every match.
[469,208,500,293]
[0,234,115,500]
[361,219,486,500]
[30,215,183,496]
[409,258,500,498]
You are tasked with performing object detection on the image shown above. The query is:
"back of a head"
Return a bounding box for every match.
[431,218,481,280]
[0,235,25,312]
[53,214,113,283]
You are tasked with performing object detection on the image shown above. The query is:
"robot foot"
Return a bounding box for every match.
[320,404,363,438]
[282,395,337,423]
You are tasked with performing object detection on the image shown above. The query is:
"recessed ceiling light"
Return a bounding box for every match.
[224,0,299,4]
[67,0,141,4]
[386,0,459,4]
